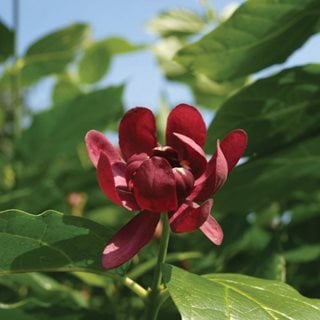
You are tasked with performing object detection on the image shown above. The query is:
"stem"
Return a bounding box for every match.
[128,251,202,280]
[12,0,22,141]
[145,213,170,320]
[122,276,148,299]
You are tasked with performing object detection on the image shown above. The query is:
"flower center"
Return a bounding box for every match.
[125,146,195,203]
[152,146,194,201]
[152,146,180,167]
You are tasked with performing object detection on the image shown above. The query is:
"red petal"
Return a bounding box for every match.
[220,129,247,172]
[102,211,160,269]
[97,152,138,211]
[119,107,157,161]
[170,199,213,233]
[173,132,207,178]
[189,141,228,202]
[132,157,178,212]
[200,215,223,245]
[85,130,122,168]
[166,104,206,148]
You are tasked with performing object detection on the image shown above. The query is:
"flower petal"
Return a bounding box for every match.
[173,132,207,178]
[189,141,228,202]
[97,152,138,211]
[200,215,223,245]
[119,107,157,161]
[102,211,160,269]
[166,104,206,148]
[220,129,247,172]
[170,199,213,233]
[132,157,178,212]
[85,130,122,168]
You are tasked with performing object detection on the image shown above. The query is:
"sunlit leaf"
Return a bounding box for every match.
[175,0,320,81]
[100,37,141,55]
[163,264,320,320]
[148,8,206,38]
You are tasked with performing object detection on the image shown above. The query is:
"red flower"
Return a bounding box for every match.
[86,104,247,269]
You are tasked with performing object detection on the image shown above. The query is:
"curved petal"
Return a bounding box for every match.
[189,141,228,202]
[173,133,207,178]
[85,130,122,168]
[97,152,138,211]
[200,215,223,245]
[132,157,178,212]
[119,107,157,161]
[166,104,206,148]
[170,199,213,233]
[102,211,160,269]
[220,129,247,173]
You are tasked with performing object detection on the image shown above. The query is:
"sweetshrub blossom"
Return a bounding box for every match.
[85,104,247,269]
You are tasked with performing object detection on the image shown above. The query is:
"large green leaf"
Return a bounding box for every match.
[206,65,320,212]
[21,24,89,85]
[163,265,320,320]
[16,85,123,162]
[175,0,320,81]
[207,65,320,156]
[0,209,111,274]
[214,134,320,213]
[0,21,14,61]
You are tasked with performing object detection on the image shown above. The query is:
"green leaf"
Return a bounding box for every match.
[206,65,320,212]
[78,41,111,84]
[187,73,247,110]
[52,76,81,106]
[148,8,206,38]
[21,24,89,85]
[215,134,320,213]
[207,65,320,157]
[0,273,87,307]
[163,265,320,320]
[0,209,111,274]
[0,298,104,320]
[16,85,123,162]
[284,244,320,263]
[99,37,140,55]
[175,0,320,81]
[0,21,14,61]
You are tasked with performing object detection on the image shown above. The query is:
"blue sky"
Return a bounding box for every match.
[1,0,320,111]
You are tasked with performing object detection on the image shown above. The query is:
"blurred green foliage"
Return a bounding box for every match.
[0,0,319,319]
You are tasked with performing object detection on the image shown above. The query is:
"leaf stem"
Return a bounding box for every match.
[122,276,148,299]
[145,213,171,320]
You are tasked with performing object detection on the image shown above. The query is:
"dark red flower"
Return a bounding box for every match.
[85,104,247,269]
